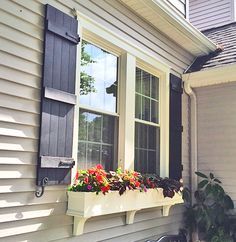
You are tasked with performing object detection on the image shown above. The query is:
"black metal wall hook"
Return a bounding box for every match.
[35,177,49,198]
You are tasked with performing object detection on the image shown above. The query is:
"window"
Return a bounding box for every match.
[78,41,118,170]
[76,15,171,178]
[135,68,160,174]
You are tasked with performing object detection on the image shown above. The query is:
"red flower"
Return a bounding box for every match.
[84,177,89,184]
[75,172,79,180]
[96,175,103,183]
[101,185,110,193]
[96,164,103,170]
[135,181,140,187]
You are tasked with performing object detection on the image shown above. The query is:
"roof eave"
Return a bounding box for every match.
[182,63,236,88]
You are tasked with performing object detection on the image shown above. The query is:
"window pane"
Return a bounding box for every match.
[142,96,150,121]
[87,143,101,168]
[102,115,114,144]
[135,123,160,174]
[78,109,117,170]
[142,71,150,97]
[80,41,118,113]
[87,112,101,142]
[136,68,142,93]
[135,94,142,119]
[135,67,159,124]
[102,145,113,171]
[78,112,87,140]
[151,76,159,100]
[78,142,86,169]
[151,100,159,123]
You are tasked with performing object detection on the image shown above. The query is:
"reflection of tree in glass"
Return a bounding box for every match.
[80,41,96,95]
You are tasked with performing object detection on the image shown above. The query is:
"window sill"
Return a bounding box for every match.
[66,189,183,235]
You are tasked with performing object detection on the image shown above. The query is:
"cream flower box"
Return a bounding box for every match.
[67,188,183,235]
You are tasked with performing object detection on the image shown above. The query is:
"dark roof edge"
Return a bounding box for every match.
[184,46,223,73]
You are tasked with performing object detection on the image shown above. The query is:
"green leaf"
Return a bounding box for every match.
[198,180,209,189]
[210,173,214,179]
[224,195,234,210]
[205,183,212,196]
[195,171,208,179]
[214,178,222,184]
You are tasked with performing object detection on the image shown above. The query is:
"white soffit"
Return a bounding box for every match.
[118,0,217,56]
[182,63,236,88]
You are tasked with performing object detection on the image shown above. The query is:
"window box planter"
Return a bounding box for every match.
[67,188,183,235]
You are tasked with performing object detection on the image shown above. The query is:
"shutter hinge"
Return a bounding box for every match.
[181,125,183,132]
[181,164,184,171]
[35,177,49,198]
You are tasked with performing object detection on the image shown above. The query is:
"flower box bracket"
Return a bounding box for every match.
[67,189,183,236]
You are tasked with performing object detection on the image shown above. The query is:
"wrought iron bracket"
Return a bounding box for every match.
[35,177,49,198]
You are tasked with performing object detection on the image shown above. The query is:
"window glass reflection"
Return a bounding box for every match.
[80,41,118,113]
[78,110,116,170]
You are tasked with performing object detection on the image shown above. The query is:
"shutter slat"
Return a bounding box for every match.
[169,73,183,181]
[46,20,80,44]
[37,4,79,187]
[44,87,76,104]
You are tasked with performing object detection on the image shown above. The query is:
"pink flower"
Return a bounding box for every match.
[87,185,92,190]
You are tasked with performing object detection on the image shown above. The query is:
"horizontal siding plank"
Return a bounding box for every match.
[0,121,39,139]
[1,0,44,28]
[0,179,66,193]
[0,79,40,101]
[0,66,41,89]
[0,191,68,208]
[0,37,42,65]
[0,107,39,127]
[197,83,236,213]
[0,215,72,238]
[0,136,38,152]
[0,9,43,40]
[0,202,67,223]
[0,93,40,114]
[0,225,72,242]
[0,165,36,179]
[1,52,41,77]
[189,0,232,30]
[0,24,43,53]
[0,151,37,165]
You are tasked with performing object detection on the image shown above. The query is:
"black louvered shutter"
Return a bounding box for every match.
[37,4,80,187]
[169,73,183,181]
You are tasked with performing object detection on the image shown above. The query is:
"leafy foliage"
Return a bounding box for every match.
[183,172,236,242]
[80,40,96,95]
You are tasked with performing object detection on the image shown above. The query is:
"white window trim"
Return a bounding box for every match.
[73,11,170,178]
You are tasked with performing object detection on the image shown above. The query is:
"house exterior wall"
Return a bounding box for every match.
[196,82,236,209]
[0,0,191,241]
[167,0,187,18]
[189,0,235,30]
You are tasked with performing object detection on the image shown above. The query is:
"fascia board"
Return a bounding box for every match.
[137,0,217,55]
[150,0,217,53]
[182,63,236,88]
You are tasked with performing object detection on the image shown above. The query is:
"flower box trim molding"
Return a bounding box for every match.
[66,188,183,235]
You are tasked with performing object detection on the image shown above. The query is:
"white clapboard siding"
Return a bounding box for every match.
[196,82,236,210]
[0,0,191,241]
[0,202,67,223]
[189,0,234,30]
[167,0,186,17]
